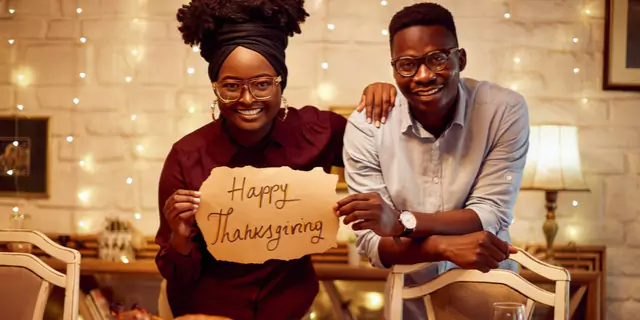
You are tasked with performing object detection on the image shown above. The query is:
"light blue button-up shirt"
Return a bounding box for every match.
[343,78,530,318]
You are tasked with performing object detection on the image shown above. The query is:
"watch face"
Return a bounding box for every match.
[400,211,417,229]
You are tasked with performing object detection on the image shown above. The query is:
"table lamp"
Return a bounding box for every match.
[520,125,589,263]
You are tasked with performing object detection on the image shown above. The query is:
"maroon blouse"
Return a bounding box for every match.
[155,106,347,319]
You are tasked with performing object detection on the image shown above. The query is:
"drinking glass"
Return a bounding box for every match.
[493,302,525,320]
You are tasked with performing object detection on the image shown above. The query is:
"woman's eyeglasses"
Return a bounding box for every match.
[391,48,461,77]
[213,76,281,103]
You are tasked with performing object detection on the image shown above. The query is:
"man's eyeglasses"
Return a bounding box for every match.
[391,48,461,77]
[213,76,281,103]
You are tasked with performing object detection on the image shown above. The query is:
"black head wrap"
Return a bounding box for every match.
[202,23,289,92]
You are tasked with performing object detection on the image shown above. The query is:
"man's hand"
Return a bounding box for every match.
[357,82,397,127]
[435,231,518,273]
[334,192,404,237]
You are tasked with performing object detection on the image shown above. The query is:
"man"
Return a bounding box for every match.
[335,2,529,318]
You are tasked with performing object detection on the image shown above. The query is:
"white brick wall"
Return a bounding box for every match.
[1,0,639,317]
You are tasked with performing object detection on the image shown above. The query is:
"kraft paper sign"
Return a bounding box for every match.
[195,166,340,264]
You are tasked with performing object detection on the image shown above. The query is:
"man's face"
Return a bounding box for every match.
[391,25,466,114]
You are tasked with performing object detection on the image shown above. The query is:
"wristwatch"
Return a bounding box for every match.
[397,210,417,237]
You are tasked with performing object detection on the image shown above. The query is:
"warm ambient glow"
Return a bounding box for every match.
[363,292,384,310]
[521,125,588,191]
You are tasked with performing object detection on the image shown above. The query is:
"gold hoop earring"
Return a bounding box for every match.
[279,97,290,122]
[210,100,221,122]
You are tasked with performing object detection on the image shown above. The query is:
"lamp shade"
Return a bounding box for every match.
[520,125,589,191]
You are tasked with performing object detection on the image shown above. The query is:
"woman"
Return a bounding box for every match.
[155,0,396,319]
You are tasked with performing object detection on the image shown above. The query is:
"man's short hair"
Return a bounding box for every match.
[388,2,459,46]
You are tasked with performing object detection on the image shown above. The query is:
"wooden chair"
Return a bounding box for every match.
[0,229,81,320]
[388,247,570,320]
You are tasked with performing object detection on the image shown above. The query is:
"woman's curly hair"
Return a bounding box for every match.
[177,0,308,59]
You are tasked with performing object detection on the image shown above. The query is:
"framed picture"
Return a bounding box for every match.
[603,0,640,90]
[329,106,356,192]
[0,116,50,198]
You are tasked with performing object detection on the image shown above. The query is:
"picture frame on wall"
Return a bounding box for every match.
[329,106,356,192]
[603,0,640,90]
[0,116,50,198]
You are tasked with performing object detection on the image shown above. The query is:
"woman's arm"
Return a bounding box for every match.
[155,146,203,286]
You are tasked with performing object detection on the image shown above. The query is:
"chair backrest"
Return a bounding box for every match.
[388,247,570,320]
[0,229,81,320]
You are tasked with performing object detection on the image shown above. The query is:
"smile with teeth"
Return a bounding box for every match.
[415,86,443,96]
[236,108,263,116]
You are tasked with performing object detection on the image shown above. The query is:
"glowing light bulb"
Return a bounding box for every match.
[125,76,133,82]
[584,9,591,15]
[581,97,589,104]
[78,221,86,228]
[17,104,23,110]
[192,45,200,53]
[78,190,90,202]
[130,114,137,121]
[310,312,317,319]
[79,160,85,167]
[321,62,329,69]
[134,213,141,220]
[136,145,144,152]
[572,37,579,43]
[73,98,80,104]
[12,141,18,146]
[380,0,388,6]
[187,67,195,74]
[7,170,13,175]
[381,29,389,36]
[363,292,384,311]
[504,13,511,19]
[514,57,521,63]
[66,136,74,142]
[131,49,138,55]
[188,106,196,113]
[8,39,14,45]
[13,207,19,213]
[80,37,86,43]
[126,177,133,184]
[573,67,580,73]
[8,9,15,14]
[327,23,335,30]
[76,8,82,14]
[79,72,86,78]
[121,256,130,264]
[572,200,579,207]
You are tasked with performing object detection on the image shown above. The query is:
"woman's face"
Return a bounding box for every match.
[214,47,282,134]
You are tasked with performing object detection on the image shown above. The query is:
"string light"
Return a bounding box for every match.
[131,49,138,55]
[8,9,15,14]
[7,170,13,175]
[76,8,82,14]
[8,39,14,45]
[188,106,196,113]
[130,114,137,121]
[13,207,19,213]
[584,9,591,15]
[573,67,580,73]
[66,136,74,142]
[192,46,200,53]
[504,13,511,19]
[136,145,144,152]
[380,0,388,6]
[16,104,23,110]
[513,57,521,64]
[73,98,80,104]
[79,72,86,78]
[126,177,133,184]
[581,97,589,104]
[79,37,87,43]
[327,23,335,30]
[187,67,195,74]
[125,76,133,82]
[134,213,141,220]
[77,190,90,202]
[572,37,579,43]
[572,200,579,207]
[381,29,389,36]
[78,221,86,228]
[79,160,85,167]
[321,62,329,70]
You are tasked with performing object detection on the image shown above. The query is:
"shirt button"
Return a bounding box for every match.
[433,177,440,184]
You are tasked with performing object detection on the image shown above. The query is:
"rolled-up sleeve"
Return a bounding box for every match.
[465,96,530,234]
[343,111,393,269]
[155,145,203,285]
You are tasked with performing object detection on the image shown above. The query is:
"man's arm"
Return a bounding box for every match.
[403,95,530,238]
[342,112,445,268]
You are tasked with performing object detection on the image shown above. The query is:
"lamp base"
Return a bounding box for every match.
[541,190,560,266]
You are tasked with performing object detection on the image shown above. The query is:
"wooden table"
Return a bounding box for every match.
[41,258,601,320]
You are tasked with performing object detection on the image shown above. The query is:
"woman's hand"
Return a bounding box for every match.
[163,189,200,239]
[357,82,398,127]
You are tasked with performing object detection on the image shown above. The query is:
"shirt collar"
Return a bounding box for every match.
[206,108,297,165]
[399,82,468,137]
